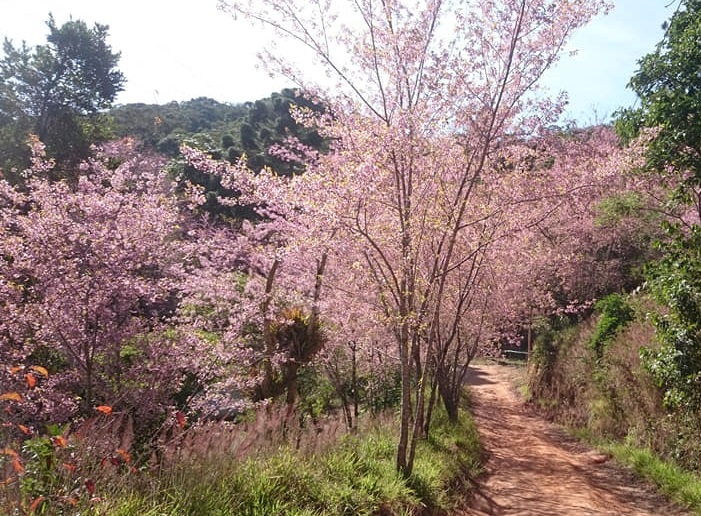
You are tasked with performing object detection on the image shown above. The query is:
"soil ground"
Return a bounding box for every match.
[460,362,691,516]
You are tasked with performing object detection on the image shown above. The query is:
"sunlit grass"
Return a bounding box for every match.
[97,403,481,515]
[600,442,701,513]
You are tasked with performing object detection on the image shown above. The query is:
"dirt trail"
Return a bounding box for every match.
[461,362,690,516]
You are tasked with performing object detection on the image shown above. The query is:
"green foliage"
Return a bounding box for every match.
[20,434,59,501]
[609,0,701,469]
[0,15,125,175]
[297,366,337,420]
[112,88,324,175]
[601,441,701,512]
[110,89,326,220]
[589,293,634,357]
[364,369,402,413]
[595,192,646,226]
[613,106,645,148]
[615,0,701,193]
[612,0,701,417]
[410,406,483,509]
[110,98,247,151]
[26,345,68,375]
[528,316,581,403]
[595,191,663,291]
[13,424,106,515]
[119,343,143,365]
[643,225,701,411]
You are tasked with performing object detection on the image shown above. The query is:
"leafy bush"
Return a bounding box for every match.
[643,225,701,412]
[589,293,634,358]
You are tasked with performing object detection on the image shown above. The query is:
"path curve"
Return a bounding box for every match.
[461,362,689,516]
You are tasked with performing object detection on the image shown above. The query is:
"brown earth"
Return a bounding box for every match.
[460,362,691,516]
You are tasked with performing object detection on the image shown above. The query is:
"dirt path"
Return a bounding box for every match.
[461,362,690,516]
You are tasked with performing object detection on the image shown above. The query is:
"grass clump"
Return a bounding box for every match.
[405,393,483,511]
[600,441,701,513]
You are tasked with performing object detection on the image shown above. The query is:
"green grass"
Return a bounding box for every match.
[567,427,701,514]
[95,406,481,515]
[599,442,701,514]
[569,427,701,513]
[410,408,482,511]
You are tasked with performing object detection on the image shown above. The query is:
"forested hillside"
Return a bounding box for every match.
[110,89,324,174]
[107,90,327,218]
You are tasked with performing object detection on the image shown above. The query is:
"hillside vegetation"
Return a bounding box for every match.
[527,296,701,509]
[110,89,324,175]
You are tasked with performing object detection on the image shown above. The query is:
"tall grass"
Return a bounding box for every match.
[93,403,481,515]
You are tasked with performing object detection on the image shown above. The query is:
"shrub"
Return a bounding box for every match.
[589,293,634,358]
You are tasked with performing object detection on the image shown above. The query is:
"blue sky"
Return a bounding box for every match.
[0,0,677,122]
[540,0,674,122]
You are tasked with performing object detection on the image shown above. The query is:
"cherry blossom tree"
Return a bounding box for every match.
[219,0,610,474]
[0,138,198,432]
[176,146,336,421]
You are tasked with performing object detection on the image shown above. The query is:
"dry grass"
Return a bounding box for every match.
[528,299,701,476]
[155,404,349,468]
[91,404,478,515]
[1,404,396,514]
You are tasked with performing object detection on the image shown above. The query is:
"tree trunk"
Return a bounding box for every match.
[256,260,280,401]
[437,371,459,423]
[396,336,412,475]
[407,372,425,473]
[339,392,353,430]
[423,366,439,438]
[407,334,427,472]
[350,340,359,431]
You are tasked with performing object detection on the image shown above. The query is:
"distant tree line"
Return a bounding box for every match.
[109,89,325,175]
